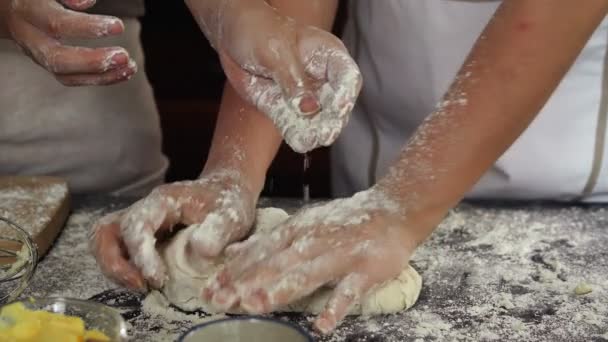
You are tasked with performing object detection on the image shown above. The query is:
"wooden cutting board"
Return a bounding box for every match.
[0,176,70,260]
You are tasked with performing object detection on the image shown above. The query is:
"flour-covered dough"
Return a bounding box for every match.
[162,208,422,315]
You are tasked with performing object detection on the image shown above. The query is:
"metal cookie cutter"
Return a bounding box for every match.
[0,216,38,304]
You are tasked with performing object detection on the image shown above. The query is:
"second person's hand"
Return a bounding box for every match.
[4,0,137,86]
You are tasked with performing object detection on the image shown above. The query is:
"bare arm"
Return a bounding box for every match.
[378,0,608,242]
[202,0,340,194]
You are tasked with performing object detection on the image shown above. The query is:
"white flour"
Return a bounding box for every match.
[246,43,361,153]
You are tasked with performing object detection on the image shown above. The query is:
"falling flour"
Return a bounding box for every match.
[161,207,422,316]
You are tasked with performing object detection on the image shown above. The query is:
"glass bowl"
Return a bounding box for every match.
[178,316,313,342]
[4,297,128,341]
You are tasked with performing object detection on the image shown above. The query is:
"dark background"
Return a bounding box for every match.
[139,1,348,199]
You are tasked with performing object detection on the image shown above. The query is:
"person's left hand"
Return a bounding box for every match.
[203,189,419,333]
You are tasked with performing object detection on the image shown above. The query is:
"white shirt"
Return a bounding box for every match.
[332,0,608,202]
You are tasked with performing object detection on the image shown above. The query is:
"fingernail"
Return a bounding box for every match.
[105,18,125,36]
[292,92,321,116]
[109,51,128,68]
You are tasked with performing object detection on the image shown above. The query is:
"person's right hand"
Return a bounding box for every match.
[5,0,137,86]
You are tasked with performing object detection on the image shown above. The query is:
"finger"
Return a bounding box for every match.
[325,50,362,118]
[56,59,137,86]
[223,224,299,280]
[187,214,243,258]
[49,46,131,75]
[91,219,146,290]
[119,195,179,289]
[12,20,130,74]
[60,0,97,11]
[299,28,361,119]
[213,238,329,310]
[233,231,348,288]
[239,248,352,313]
[283,125,320,154]
[314,273,370,334]
[268,42,320,116]
[18,0,123,39]
[314,117,345,148]
[205,225,298,309]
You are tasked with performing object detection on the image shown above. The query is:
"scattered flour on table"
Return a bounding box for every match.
[132,291,226,342]
[22,208,115,300]
[20,201,608,342]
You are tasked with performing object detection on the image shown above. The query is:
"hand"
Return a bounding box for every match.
[5,0,136,86]
[188,0,362,153]
[204,189,418,333]
[89,171,258,290]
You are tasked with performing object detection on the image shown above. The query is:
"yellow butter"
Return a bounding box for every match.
[0,302,111,342]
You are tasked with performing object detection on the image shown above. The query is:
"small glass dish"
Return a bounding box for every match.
[178,316,313,342]
[3,297,128,341]
[0,216,38,304]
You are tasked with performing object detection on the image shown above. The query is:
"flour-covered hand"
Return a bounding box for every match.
[186,0,362,153]
[5,0,136,85]
[89,171,257,290]
[204,189,416,334]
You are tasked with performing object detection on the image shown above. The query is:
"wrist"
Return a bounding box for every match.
[371,179,452,247]
[201,160,266,199]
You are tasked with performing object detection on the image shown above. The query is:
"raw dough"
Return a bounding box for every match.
[162,208,422,315]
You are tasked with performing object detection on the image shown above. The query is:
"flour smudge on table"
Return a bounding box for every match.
[22,197,608,341]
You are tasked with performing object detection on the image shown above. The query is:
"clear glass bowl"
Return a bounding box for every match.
[0,216,38,304]
[7,297,128,341]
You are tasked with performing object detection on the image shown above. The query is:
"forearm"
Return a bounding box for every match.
[185,0,265,48]
[377,0,608,242]
[202,83,283,196]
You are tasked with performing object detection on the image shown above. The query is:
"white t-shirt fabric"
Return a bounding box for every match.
[0,19,168,196]
[332,0,608,202]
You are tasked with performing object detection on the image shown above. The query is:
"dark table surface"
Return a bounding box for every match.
[22,196,608,341]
